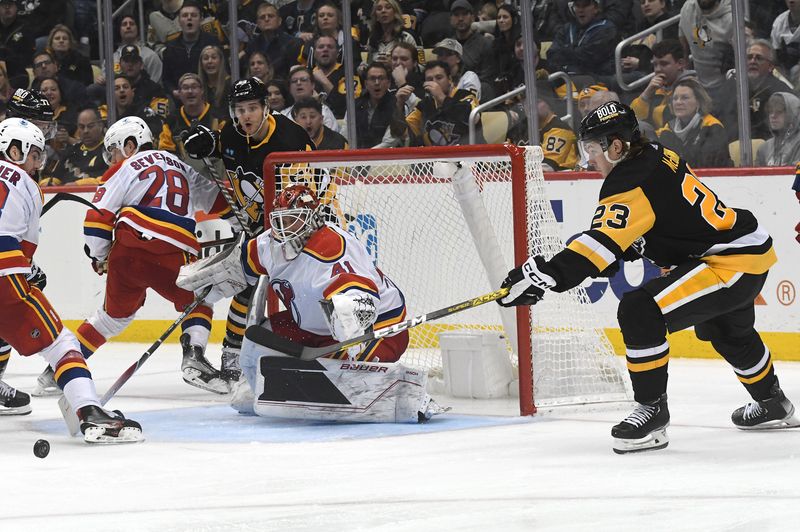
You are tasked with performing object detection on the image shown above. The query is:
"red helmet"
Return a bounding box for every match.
[270,184,323,260]
[273,184,320,211]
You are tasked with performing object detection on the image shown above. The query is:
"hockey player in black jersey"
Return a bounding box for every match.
[183,77,315,388]
[499,101,798,454]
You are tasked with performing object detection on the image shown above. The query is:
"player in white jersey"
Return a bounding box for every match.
[76,116,230,394]
[0,117,143,441]
[178,185,443,422]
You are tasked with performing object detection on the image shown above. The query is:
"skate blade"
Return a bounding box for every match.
[613,427,669,454]
[182,369,230,395]
[0,405,32,416]
[84,425,144,444]
[735,414,800,431]
[31,386,62,397]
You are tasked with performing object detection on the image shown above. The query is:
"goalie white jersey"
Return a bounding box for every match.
[0,160,41,277]
[243,223,406,337]
[84,150,222,261]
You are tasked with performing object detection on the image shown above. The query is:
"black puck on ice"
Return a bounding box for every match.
[33,439,50,458]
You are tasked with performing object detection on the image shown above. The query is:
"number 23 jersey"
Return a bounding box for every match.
[544,142,777,291]
[243,223,407,337]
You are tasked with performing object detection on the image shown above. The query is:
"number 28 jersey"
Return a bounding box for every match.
[84,150,223,261]
[543,143,777,291]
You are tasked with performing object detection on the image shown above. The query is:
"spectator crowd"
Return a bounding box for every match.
[0,0,797,183]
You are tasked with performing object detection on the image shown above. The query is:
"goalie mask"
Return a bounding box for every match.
[578,101,640,165]
[270,184,324,260]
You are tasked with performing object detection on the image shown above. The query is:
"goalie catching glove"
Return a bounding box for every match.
[182,123,218,160]
[498,255,556,307]
[322,293,378,359]
[176,236,250,303]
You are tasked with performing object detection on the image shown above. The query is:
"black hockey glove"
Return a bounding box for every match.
[498,255,556,307]
[183,124,218,160]
[26,261,47,290]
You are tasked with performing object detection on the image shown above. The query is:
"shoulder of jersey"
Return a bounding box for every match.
[302,225,346,262]
[601,144,662,195]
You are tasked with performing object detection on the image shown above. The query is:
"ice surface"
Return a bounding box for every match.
[3,343,800,531]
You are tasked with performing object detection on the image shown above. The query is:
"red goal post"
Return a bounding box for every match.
[263,145,629,415]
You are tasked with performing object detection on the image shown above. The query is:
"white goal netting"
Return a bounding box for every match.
[265,145,630,413]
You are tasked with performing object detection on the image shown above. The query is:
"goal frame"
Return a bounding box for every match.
[263,144,539,415]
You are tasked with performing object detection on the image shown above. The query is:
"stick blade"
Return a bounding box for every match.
[245,325,305,358]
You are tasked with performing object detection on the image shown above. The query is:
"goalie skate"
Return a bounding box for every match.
[31,365,61,397]
[0,380,31,416]
[612,394,670,454]
[220,344,242,384]
[78,405,143,444]
[180,334,228,394]
[732,380,800,430]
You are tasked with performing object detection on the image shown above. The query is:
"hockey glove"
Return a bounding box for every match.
[498,255,556,307]
[176,238,250,304]
[26,261,48,290]
[183,124,218,160]
[324,293,378,359]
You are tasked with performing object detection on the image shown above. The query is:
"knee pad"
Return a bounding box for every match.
[39,329,84,368]
[617,289,666,346]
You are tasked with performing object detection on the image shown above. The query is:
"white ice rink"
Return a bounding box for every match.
[3,343,800,532]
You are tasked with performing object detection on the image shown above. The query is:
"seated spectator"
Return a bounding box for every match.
[547,0,617,83]
[0,0,35,88]
[311,34,362,118]
[433,38,481,101]
[390,41,425,100]
[0,62,14,117]
[621,0,679,79]
[538,96,579,171]
[267,79,293,113]
[399,60,478,146]
[630,39,695,129]
[41,106,108,186]
[678,0,733,98]
[280,0,321,40]
[771,0,800,77]
[47,24,94,87]
[247,51,275,86]
[656,78,732,168]
[350,62,405,148]
[292,97,348,150]
[281,66,340,131]
[39,77,78,161]
[101,75,168,145]
[31,50,85,106]
[162,0,222,99]
[365,0,418,68]
[245,2,296,80]
[161,73,225,169]
[148,0,182,56]
[449,0,496,99]
[577,83,608,120]
[492,4,521,79]
[119,45,169,118]
[199,44,231,120]
[299,2,361,68]
[746,39,792,140]
[112,14,163,84]
[755,92,800,167]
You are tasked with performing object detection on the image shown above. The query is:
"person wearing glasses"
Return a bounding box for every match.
[745,39,791,140]
[281,65,341,132]
[30,50,85,107]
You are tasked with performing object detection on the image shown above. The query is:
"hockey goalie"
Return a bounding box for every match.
[178,184,445,423]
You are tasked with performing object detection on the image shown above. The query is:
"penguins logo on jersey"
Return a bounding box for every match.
[228,165,264,223]
[426,120,459,146]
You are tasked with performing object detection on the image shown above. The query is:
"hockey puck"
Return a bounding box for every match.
[33,439,50,458]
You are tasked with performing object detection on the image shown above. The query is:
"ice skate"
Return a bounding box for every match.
[418,395,449,423]
[612,394,670,454]
[220,345,242,385]
[31,365,61,397]
[180,334,228,394]
[78,405,143,444]
[732,379,800,430]
[0,380,32,416]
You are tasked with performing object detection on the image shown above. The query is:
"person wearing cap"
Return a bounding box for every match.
[0,0,34,88]
[113,14,163,84]
[547,0,617,82]
[433,37,481,101]
[119,44,169,118]
[449,0,496,99]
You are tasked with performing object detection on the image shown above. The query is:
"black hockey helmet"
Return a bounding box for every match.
[7,88,55,122]
[579,101,640,151]
[228,77,268,111]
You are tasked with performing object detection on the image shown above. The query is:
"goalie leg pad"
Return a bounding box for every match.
[253,357,444,423]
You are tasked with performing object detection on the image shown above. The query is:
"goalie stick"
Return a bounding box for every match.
[41,192,101,216]
[244,287,511,361]
[58,286,213,436]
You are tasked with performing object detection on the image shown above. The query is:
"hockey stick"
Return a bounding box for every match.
[202,157,255,236]
[58,286,213,436]
[244,287,511,361]
[41,192,101,216]
[200,235,237,249]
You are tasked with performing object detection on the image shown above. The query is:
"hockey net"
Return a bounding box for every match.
[264,145,629,414]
